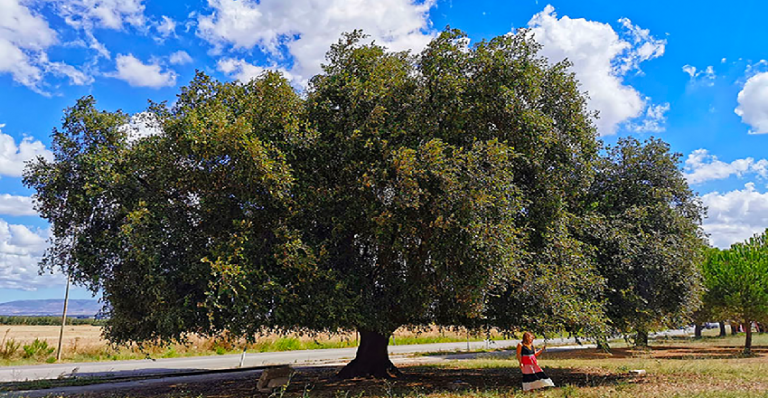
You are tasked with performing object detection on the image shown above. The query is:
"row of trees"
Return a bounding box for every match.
[699,230,768,354]
[24,30,707,378]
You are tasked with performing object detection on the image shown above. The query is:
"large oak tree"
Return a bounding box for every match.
[24,29,702,377]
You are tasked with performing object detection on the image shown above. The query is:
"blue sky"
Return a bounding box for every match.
[0,0,767,302]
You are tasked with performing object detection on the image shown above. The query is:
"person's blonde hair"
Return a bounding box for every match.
[522,331,534,345]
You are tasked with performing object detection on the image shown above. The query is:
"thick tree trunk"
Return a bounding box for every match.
[635,330,649,347]
[744,321,753,355]
[694,324,703,339]
[719,321,727,337]
[336,330,401,379]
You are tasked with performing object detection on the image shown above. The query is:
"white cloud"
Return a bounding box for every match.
[526,5,666,135]
[54,0,146,31]
[169,50,193,65]
[684,149,768,185]
[0,38,42,89]
[110,54,177,88]
[196,0,435,85]
[734,72,768,135]
[217,58,294,84]
[0,124,54,177]
[745,60,768,78]
[615,17,665,74]
[0,0,55,90]
[0,0,93,92]
[682,64,715,86]
[0,195,36,217]
[41,54,94,85]
[0,218,59,290]
[701,183,768,248]
[0,0,57,50]
[629,102,670,133]
[155,15,176,40]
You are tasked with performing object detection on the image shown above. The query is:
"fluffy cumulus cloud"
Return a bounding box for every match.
[701,183,768,248]
[0,0,54,89]
[0,124,53,177]
[685,149,768,184]
[0,0,93,92]
[0,219,59,290]
[196,0,435,85]
[0,194,36,217]
[527,6,666,135]
[110,54,177,88]
[735,72,768,134]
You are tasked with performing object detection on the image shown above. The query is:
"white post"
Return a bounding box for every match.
[56,274,71,361]
[466,330,470,351]
[239,347,247,368]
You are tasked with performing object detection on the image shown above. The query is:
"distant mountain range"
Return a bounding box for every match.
[0,299,100,317]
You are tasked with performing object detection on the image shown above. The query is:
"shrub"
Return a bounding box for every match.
[1,339,21,359]
[22,339,55,359]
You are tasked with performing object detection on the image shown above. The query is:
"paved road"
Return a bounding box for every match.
[0,337,580,382]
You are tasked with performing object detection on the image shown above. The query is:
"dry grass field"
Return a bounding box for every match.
[1,325,103,345]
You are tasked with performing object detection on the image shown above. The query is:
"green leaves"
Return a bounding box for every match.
[584,137,706,336]
[24,30,705,348]
[702,233,768,325]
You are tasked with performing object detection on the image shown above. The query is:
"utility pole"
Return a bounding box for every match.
[56,274,71,361]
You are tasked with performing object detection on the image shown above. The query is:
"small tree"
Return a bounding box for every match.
[701,231,768,354]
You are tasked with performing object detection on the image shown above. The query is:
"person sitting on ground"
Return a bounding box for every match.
[516,332,555,391]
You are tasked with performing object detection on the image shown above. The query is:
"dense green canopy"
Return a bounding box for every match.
[582,137,706,345]
[24,29,706,376]
[702,230,768,354]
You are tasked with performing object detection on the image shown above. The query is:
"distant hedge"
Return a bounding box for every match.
[0,316,105,326]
